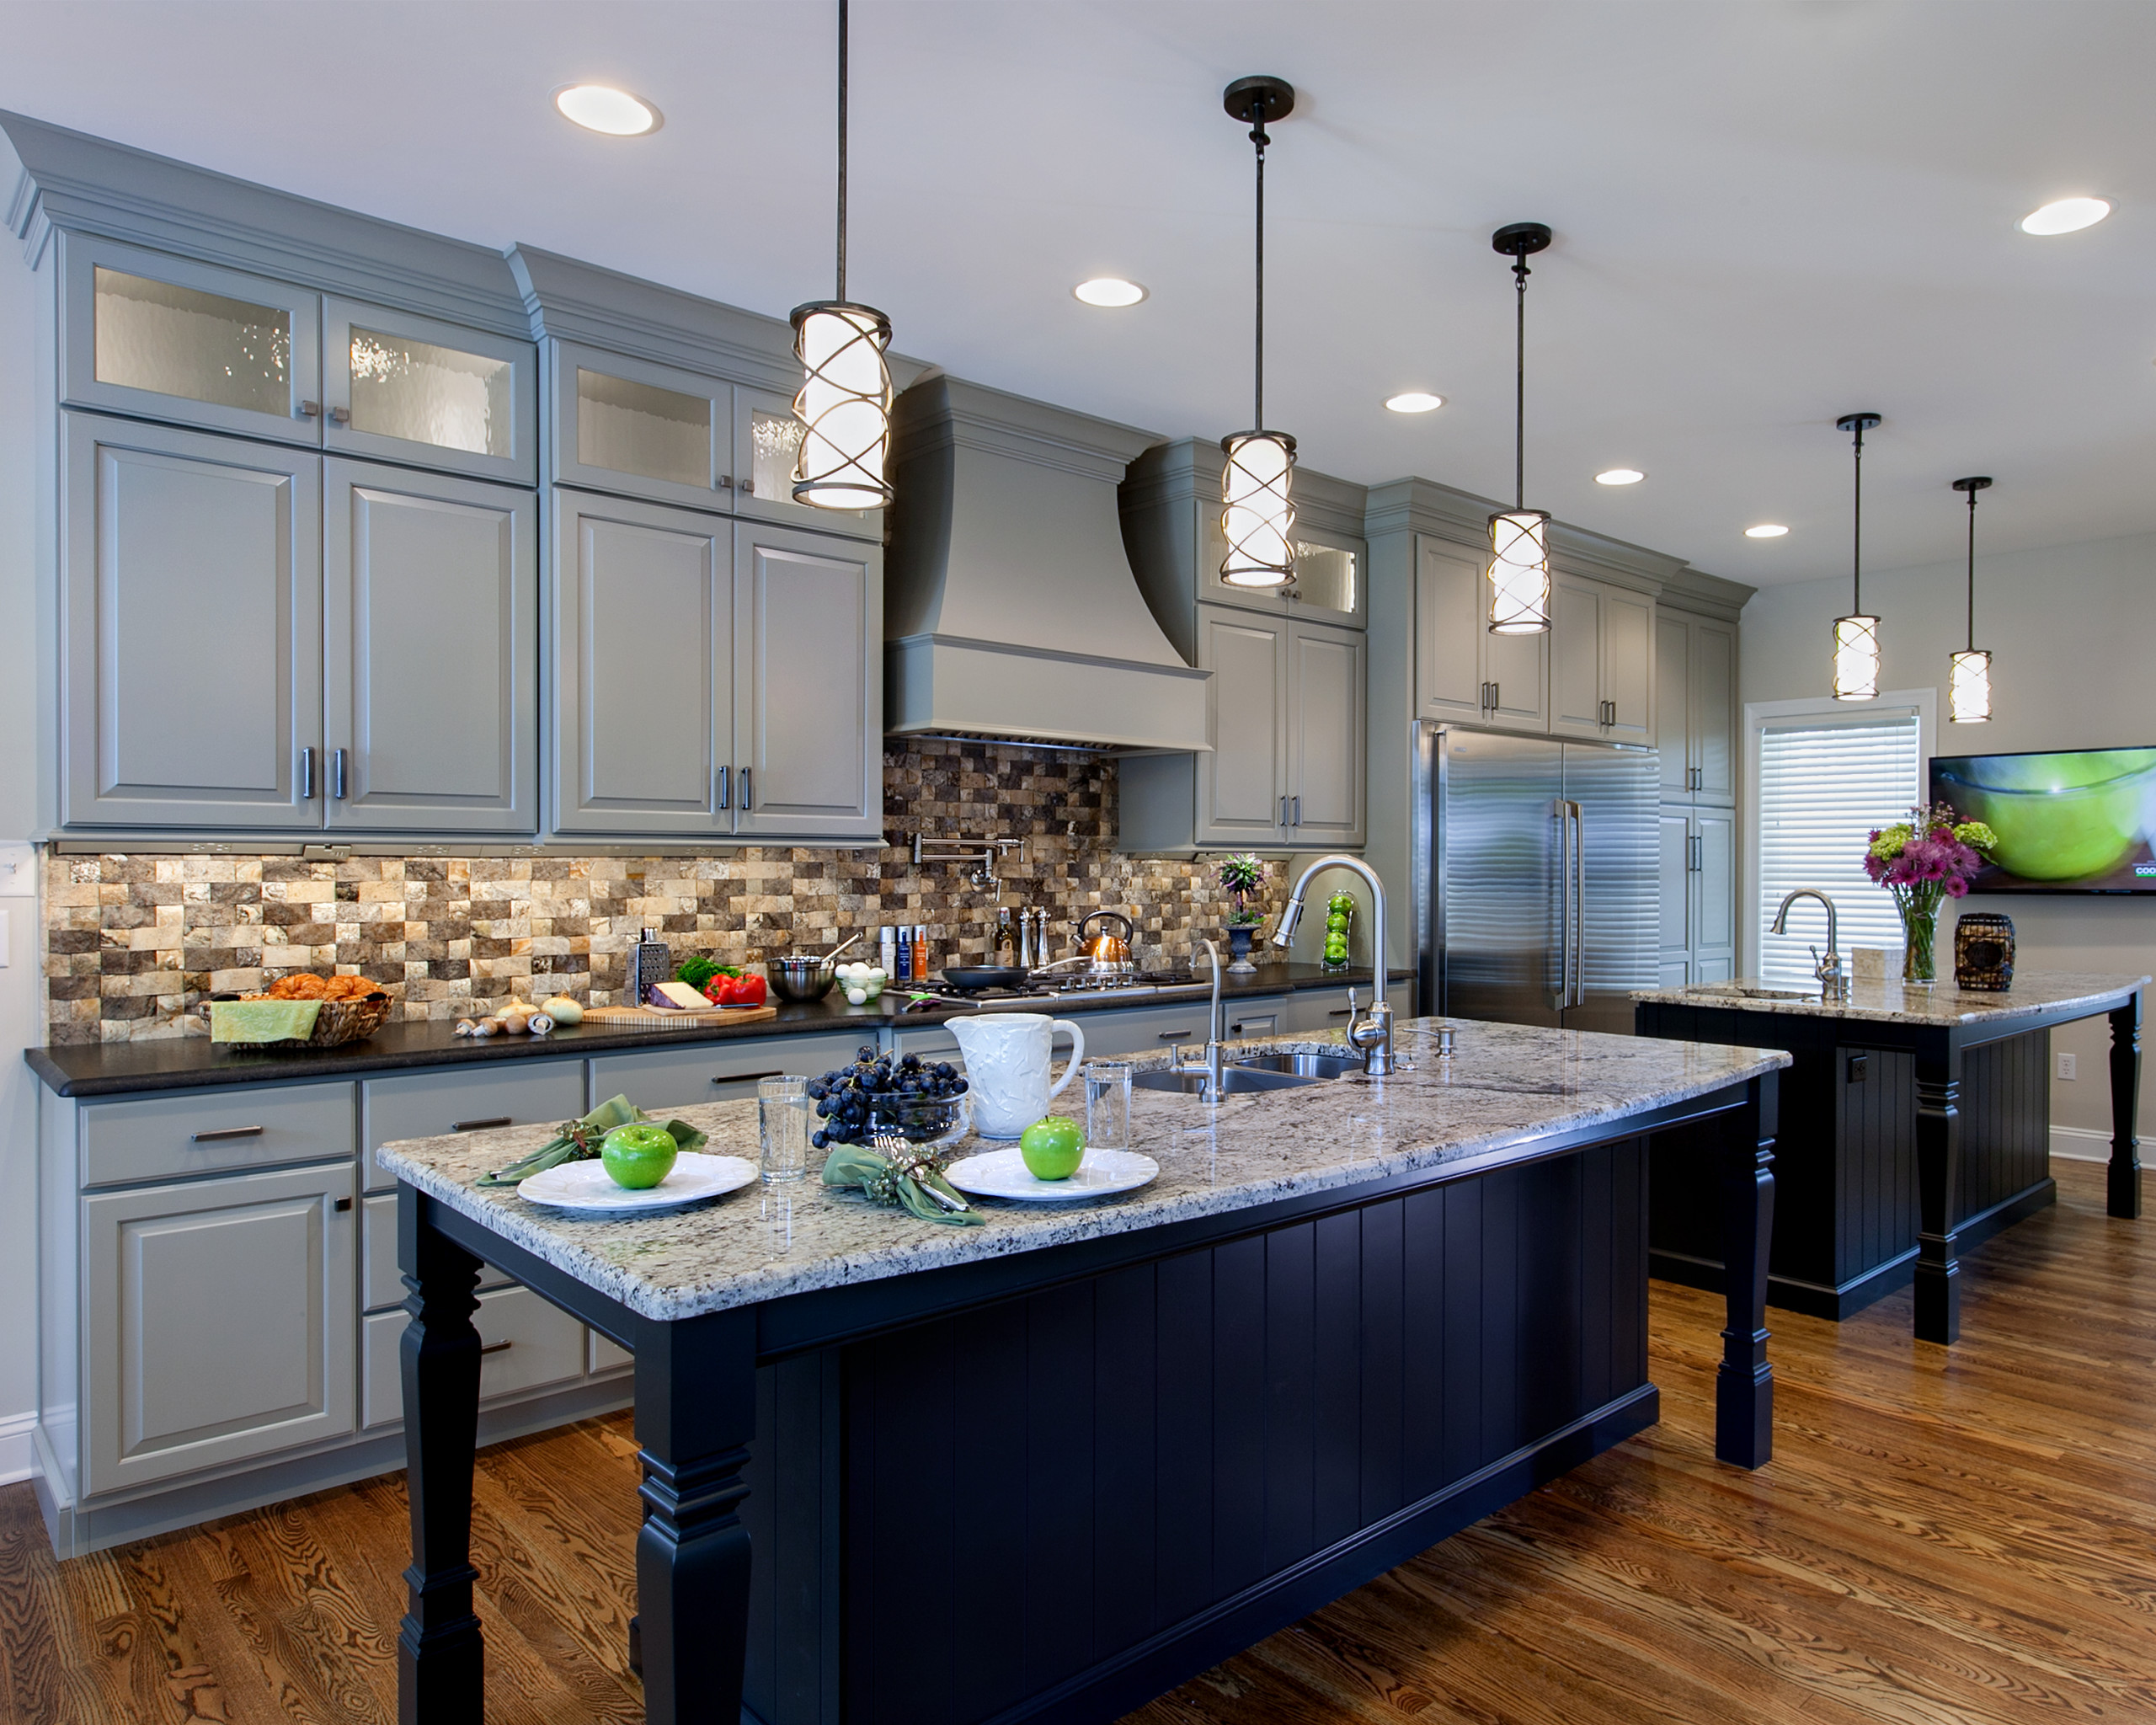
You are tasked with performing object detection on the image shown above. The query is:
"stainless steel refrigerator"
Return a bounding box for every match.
[1415,725,1659,1035]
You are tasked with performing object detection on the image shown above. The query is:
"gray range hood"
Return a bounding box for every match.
[883,375,1210,753]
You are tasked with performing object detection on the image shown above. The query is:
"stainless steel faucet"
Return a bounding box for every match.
[1168,937,1228,1097]
[1273,855,1397,1075]
[1771,888,1847,1001]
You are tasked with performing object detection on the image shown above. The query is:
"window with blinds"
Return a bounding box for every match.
[1756,713,1922,987]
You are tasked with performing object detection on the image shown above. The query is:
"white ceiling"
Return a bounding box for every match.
[4,0,2153,587]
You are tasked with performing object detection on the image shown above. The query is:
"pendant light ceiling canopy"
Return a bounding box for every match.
[1832,411,1882,701]
[791,0,895,511]
[1488,222,1554,634]
[1218,74,1298,590]
[1950,475,1994,723]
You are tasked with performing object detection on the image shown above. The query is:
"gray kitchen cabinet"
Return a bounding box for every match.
[1198,608,1291,846]
[1288,621,1367,846]
[550,489,734,836]
[60,235,324,446]
[1412,537,1550,733]
[732,382,883,539]
[361,1061,588,1193]
[1550,572,1655,744]
[589,1032,866,1113]
[322,297,536,487]
[362,1284,594,1432]
[732,521,883,841]
[1656,610,1737,807]
[549,341,734,513]
[1278,980,1410,1033]
[61,412,324,830]
[1658,809,1692,984]
[324,460,538,833]
[82,1161,355,1495]
[1659,804,1736,986]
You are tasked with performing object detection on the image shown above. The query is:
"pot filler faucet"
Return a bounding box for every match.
[1273,855,1397,1076]
[1771,888,1848,1001]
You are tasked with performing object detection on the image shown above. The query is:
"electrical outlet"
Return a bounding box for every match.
[2057,1051,2078,1081]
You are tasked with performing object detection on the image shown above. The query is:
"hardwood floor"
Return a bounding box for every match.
[2,1160,2148,1725]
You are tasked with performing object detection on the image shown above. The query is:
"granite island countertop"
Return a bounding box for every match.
[1631,969,2148,1028]
[376,1017,1790,1322]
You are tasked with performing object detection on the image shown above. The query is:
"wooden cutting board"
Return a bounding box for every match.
[580,1003,781,1030]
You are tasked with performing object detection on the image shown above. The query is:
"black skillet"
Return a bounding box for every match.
[940,965,1031,992]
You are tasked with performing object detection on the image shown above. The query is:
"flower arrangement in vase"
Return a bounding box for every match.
[1218,853,1267,975]
[1863,804,1997,985]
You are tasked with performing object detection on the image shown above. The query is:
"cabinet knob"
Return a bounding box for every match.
[739,479,755,497]
[328,405,351,425]
[297,400,321,419]
[717,475,733,490]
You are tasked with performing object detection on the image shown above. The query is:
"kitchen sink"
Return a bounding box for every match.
[1681,985,1815,1001]
[1235,1051,1364,1080]
[1131,1066,1321,1096]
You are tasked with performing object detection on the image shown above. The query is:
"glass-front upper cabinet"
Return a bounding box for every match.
[61,237,323,444]
[733,383,880,540]
[1286,531,1364,625]
[547,343,731,512]
[323,298,536,485]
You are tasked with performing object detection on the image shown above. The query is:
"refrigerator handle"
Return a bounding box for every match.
[1553,798,1574,1012]
[1571,801,1588,1008]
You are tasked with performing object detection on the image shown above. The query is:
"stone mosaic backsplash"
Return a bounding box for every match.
[43,740,1289,1043]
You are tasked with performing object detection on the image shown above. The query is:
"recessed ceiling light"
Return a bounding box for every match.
[1594,468,1645,486]
[554,84,662,136]
[2020,196,2110,236]
[1073,278,1147,307]
[1744,523,1790,539]
[1385,392,1444,414]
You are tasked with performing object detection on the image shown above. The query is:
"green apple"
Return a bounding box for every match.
[600,1121,679,1190]
[1019,1116,1085,1181]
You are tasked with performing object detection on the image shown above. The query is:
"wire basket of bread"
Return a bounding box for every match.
[206,973,394,1048]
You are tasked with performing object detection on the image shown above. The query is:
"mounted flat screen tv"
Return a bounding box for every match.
[1930,747,2156,894]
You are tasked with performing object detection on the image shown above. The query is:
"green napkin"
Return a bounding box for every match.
[211,999,323,1043]
[476,1094,708,1188]
[821,1141,982,1226]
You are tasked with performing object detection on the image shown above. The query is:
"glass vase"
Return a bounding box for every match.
[1900,902,1939,985]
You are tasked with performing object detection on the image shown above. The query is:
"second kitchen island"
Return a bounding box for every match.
[381,1018,1785,1725]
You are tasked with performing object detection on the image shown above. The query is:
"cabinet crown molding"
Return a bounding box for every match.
[0,109,528,338]
[1655,566,1756,623]
[1364,474,1689,597]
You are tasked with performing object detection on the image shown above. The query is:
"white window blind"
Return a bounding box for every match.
[1756,713,1922,987]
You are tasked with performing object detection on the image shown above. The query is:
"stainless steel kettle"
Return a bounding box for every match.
[1075,910,1135,975]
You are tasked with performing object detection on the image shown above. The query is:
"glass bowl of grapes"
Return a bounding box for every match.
[808,1046,972,1153]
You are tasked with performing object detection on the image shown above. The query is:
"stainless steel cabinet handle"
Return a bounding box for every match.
[1291,795,1302,826]
[453,1116,512,1132]
[715,1071,786,1085]
[1280,794,1289,827]
[299,746,316,799]
[328,405,351,425]
[1490,680,1500,712]
[739,767,752,810]
[190,1125,264,1143]
[298,400,322,419]
[716,765,730,810]
[1572,803,1588,1008]
[1156,1029,1195,1041]
[331,747,349,799]
[480,1340,513,1356]
[1329,1007,1353,1017]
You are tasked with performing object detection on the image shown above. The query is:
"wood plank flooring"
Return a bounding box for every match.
[2,1159,2148,1725]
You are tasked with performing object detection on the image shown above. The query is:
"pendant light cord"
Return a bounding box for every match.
[1849,418,1865,616]
[1513,254,1530,510]
[1248,106,1268,429]
[1966,484,1978,651]
[835,0,849,302]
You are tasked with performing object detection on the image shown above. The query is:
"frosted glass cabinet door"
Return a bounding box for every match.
[61,414,324,830]
[323,460,538,833]
[323,298,536,485]
[733,385,883,541]
[547,342,731,512]
[61,235,323,445]
[732,522,883,840]
[551,491,733,835]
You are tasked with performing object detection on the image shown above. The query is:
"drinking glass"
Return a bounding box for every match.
[759,1076,810,1182]
[1083,1060,1134,1151]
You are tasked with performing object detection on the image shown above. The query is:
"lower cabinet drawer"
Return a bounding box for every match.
[82,1081,355,1188]
[1224,1007,1280,1039]
[362,1193,518,1311]
[362,1061,589,1193]
[589,1032,864,1112]
[361,1284,589,1430]
[589,1330,632,1375]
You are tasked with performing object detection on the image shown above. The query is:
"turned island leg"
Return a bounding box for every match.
[1914,1038,1964,1345]
[397,1188,486,1725]
[2110,993,2143,1220]
[635,1307,757,1725]
[1716,1071,1777,1468]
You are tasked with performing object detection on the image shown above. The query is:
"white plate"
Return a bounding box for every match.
[942,1147,1159,1203]
[517,1151,757,1213]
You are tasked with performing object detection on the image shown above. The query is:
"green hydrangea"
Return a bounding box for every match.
[1869,823,1912,861]
[1952,820,1998,852]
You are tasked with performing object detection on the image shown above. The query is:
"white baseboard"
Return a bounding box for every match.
[2051,1124,2116,1164]
[0,1410,35,1487]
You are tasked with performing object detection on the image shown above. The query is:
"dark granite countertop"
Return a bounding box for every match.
[24,964,1411,1098]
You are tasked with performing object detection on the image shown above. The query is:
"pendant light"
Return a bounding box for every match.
[790,0,894,510]
[1949,475,1993,722]
[1487,223,1554,633]
[1832,411,1883,700]
[1218,76,1297,589]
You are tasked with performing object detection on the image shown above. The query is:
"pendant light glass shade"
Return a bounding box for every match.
[1833,613,1881,701]
[1486,509,1552,634]
[790,302,894,510]
[1949,649,1992,723]
[1219,430,1298,586]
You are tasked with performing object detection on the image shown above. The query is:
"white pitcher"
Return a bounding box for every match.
[945,1013,1086,1140]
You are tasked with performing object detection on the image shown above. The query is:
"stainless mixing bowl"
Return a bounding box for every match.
[765,955,836,1003]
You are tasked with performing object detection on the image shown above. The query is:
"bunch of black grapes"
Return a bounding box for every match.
[808,1045,969,1149]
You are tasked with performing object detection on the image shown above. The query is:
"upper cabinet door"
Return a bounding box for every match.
[1479,622,1549,733]
[732,522,883,841]
[1286,526,1367,628]
[62,414,323,830]
[1414,538,1484,723]
[1288,621,1366,846]
[323,461,537,834]
[1599,585,1655,743]
[61,236,323,446]
[1548,573,1605,739]
[1654,614,1692,799]
[551,491,730,836]
[323,298,536,485]
[1690,617,1737,806]
[731,385,883,542]
[1197,606,1289,846]
[547,342,733,513]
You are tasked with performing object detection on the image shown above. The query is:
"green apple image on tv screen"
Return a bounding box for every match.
[600,1121,680,1190]
[1940,751,2156,881]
